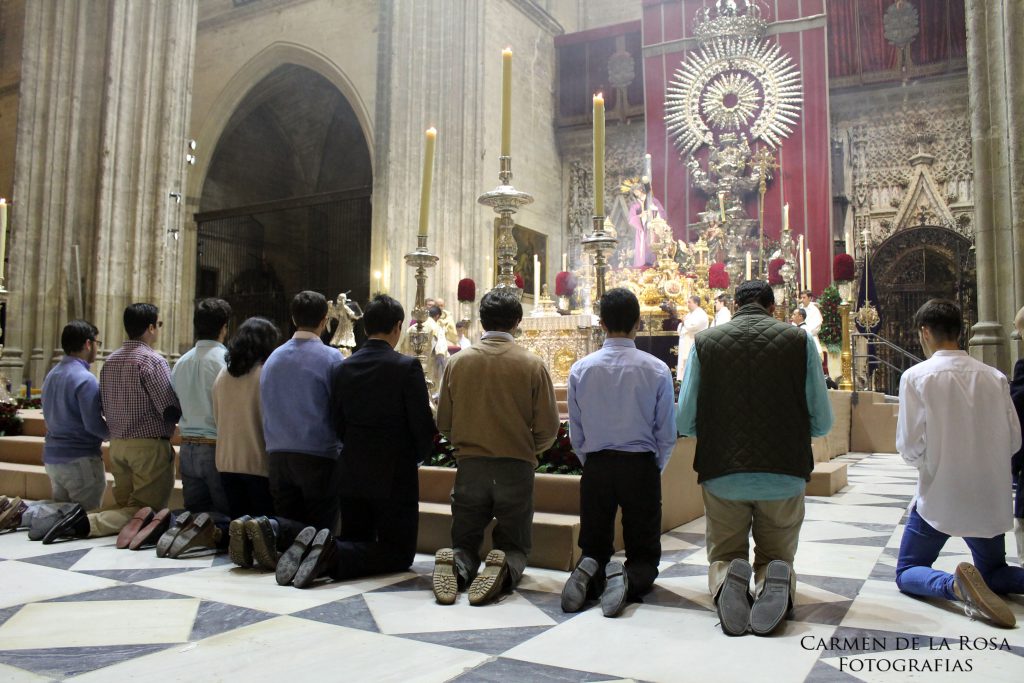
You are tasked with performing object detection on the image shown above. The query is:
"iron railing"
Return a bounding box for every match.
[851,331,923,396]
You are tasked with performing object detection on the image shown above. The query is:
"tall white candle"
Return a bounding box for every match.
[798,234,805,290]
[533,254,540,301]
[745,251,752,281]
[0,198,7,283]
[562,253,567,272]
[806,249,812,291]
[783,203,790,232]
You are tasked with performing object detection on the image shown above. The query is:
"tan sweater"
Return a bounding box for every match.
[211,364,269,477]
[436,335,560,463]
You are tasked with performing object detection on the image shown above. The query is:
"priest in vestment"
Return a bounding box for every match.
[677,296,709,381]
[800,291,823,358]
[397,311,449,392]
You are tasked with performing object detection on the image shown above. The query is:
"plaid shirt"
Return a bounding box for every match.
[100,340,181,439]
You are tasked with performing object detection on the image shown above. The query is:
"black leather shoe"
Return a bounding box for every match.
[716,558,753,636]
[246,516,280,570]
[292,528,336,588]
[600,561,629,618]
[562,557,599,613]
[276,526,316,586]
[750,560,792,635]
[156,511,193,558]
[229,515,253,567]
[42,504,89,544]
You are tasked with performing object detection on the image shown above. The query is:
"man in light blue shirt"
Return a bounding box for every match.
[171,298,231,516]
[561,288,676,618]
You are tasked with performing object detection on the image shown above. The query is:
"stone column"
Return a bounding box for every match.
[966,0,1023,372]
[3,0,198,386]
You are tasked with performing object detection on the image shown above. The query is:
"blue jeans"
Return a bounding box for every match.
[180,442,231,517]
[896,505,1024,599]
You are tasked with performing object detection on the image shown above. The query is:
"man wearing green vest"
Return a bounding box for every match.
[677,280,833,637]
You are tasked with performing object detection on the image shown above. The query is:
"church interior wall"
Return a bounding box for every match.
[0,0,25,201]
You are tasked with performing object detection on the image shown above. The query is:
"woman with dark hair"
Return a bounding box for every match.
[212,317,279,522]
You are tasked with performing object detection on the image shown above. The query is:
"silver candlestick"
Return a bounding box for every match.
[478,156,533,299]
[404,234,439,392]
[582,216,618,314]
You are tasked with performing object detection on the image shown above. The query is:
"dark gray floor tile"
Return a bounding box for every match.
[790,600,854,626]
[371,574,432,592]
[188,600,275,640]
[796,575,865,600]
[398,625,552,656]
[290,594,379,632]
[45,584,186,602]
[657,562,709,579]
[450,656,616,682]
[802,658,862,682]
[0,644,175,679]
[518,589,586,624]
[81,567,205,583]
[17,548,93,570]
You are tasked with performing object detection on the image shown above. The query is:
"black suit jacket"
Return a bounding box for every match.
[332,339,437,499]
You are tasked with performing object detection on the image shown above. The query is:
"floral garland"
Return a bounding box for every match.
[819,284,842,346]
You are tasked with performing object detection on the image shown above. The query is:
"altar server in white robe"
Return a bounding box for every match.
[713,294,732,327]
[800,291,823,358]
[677,295,709,381]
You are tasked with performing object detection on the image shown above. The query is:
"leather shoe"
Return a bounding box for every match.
[716,558,753,636]
[750,560,792,635]
[468,549,508,606]
[116,507,154,549]
[292,528,336,588]
[229,515,253,567]
[0,497,28,531]
[561,556,600,613]
[432,548,458,605]
[167,512,219,558]
[130,508,172,550]
[600,561,629,618]
[28,503,75,540]
[246,516,280,570]
[42,504,89,544]
[276,526,316,586]
[156,511,193,558]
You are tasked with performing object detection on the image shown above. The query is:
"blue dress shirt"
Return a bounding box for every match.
[171,340,227,438]
[568,337,677,471]
[41,357,109,464]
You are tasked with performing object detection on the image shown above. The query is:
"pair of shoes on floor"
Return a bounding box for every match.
[153,511,220,558]
[953,562,1016,628]
[0,496,29,532]
[432,548,508,606]
[42,504,90,544]
[560,557,629,618]
[276,527,335,588]
[228,515,279,570]
[716,559,792,636]
[114,508,173,551]
[27,503,78,541]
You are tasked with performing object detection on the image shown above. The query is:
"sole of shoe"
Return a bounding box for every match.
[276,526,316,586]
[156,512,193,558]
[600,561,629,618]
[228,516,253,567]
[129,508,171,551]
[0,497,25,531]
[432,548,458,605]
[246,517,280,571]
[561,557,599,613]
[468,549,508,606]
[293,529,334,589]
[750,560,792,635]
[717,559,753,636]
[955,563,1016,628]
[116,507,154,550]
[167,512,212,558]
[41,506,87,545]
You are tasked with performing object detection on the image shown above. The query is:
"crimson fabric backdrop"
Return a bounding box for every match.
[642,0,831,293]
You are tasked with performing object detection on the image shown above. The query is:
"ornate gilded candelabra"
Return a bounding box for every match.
[855,228,880,329]
[581,216,618,314]
[0,283,13,404]
[776,224,798,316]
[838,302,854,391]
[404,234,439,390]
[478,156,534,299]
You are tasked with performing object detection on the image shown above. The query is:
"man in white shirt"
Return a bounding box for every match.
[799,291,822,358]
[895,299,1022,628]
[713,294,732,327]
[677,295,709,381]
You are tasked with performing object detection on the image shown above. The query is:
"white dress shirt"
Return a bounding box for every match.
[714,306,732,327]
[897,350,1022,538]
[803,302,823,357]
[677,306,709,380]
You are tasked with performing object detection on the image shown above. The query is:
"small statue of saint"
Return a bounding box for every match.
[327,292,363,357]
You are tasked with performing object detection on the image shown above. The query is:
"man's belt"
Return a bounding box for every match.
[181,436,217,445]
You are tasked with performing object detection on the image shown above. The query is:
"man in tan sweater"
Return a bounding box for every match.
[433,290,560,606]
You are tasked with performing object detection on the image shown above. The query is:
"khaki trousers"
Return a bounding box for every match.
[88,439,175,537]
[703,487,803,599]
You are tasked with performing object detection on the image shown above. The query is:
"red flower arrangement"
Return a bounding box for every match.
[833,253,855,282]
[768,258,786,285]
[457,278,476,302]
[514,273,524,289]
[708,262,729,289]
[555,271,576,297]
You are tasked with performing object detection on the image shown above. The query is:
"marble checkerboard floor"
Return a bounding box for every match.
[0,453,1022,682]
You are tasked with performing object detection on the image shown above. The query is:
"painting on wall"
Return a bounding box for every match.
[494,221,547,299]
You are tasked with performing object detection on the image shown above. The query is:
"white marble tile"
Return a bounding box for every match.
[0,599,199,649]
[854,484,918,497]
[801,521,895,543]
[517,566,571,594]
[803,502,906,525]
[364,589,556,634]
[817,646,1023,683]
[841,579,1024,647]
[66,616,489,683]
[670,517,706,534]
[503,604,836,683]
[0,533,110,560]
[816,493,908,506]
[0,661,53,682]
[137,564,412,615]
[794,542,884,580]
[658,574,849,609]
[70,546,214,571]
[0,561,120,609]
[660,534,698,551]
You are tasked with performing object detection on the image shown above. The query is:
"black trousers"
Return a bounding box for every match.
[579,450,662,598]
[220,472,276,519]
[328,487,419,581]
[268,453,340,533]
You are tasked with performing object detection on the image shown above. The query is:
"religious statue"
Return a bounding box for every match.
[327,292,363,357]
[620,177,666,268]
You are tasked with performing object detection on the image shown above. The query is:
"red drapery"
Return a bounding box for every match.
[642,0,832,293]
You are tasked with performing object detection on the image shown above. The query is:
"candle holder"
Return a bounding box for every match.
[582,215,618,315]
[478,156,534,299]
[530,284,560,318]
[838,302,854,391]
[404,234,439,394]
[0,284,14,404]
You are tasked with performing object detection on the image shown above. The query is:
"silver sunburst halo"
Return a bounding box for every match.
[701,71,761,130]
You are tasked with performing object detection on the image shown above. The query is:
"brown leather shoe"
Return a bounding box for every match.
[954,562,1015,628]
[167,512,219,558]
[432,548,459,605]
[116,507,154,549]
[129,508,172,550]
[156,511,193,558]
[0,497,27,531]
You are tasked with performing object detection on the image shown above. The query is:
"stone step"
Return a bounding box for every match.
[554,385,567,402]
[13,409,182,444]
[0,435,182,478]
[806,461,848,497]
[0,461,185,510]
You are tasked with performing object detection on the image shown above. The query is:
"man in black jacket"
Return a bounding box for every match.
[676,280,834,636]
[282,294,437,588]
